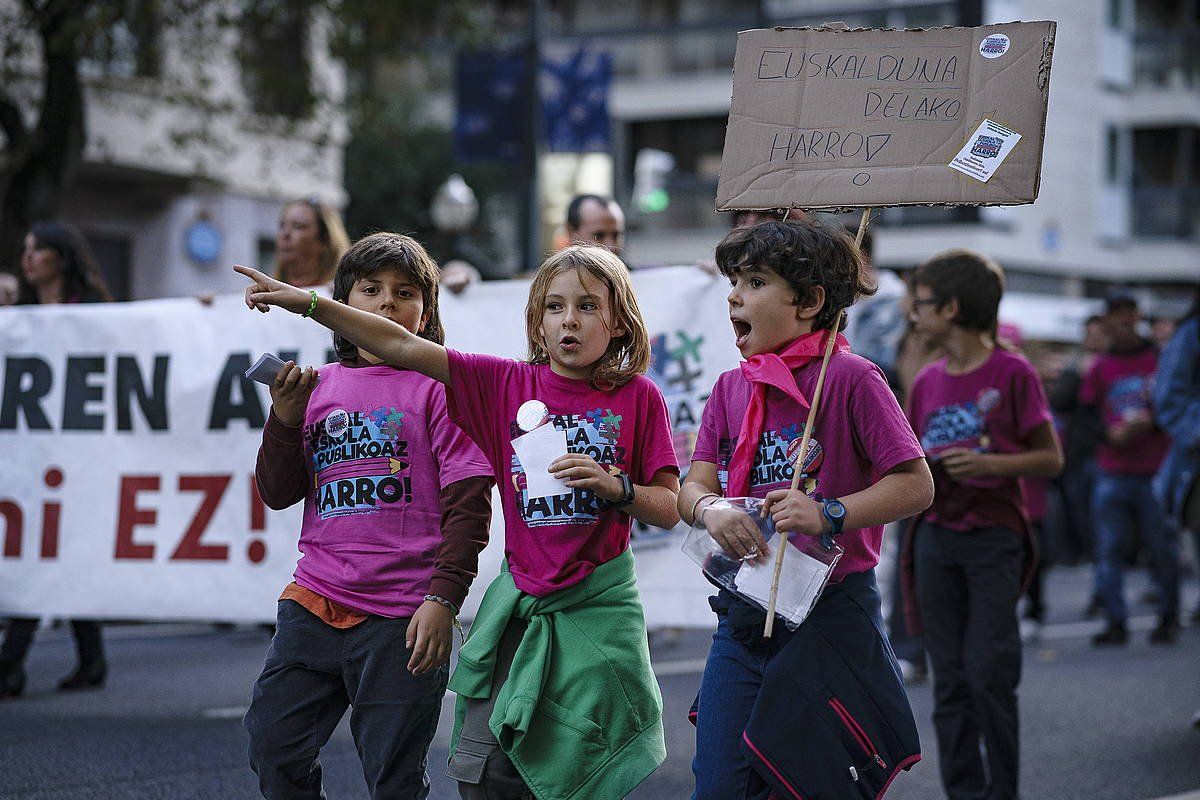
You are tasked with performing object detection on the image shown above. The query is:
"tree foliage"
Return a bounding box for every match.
[0,0,494,275]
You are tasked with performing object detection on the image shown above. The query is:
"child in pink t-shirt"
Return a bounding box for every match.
[905,249,1062,800]
[243,233,495,799]
[678,218,934,799]
[236,245,679,799]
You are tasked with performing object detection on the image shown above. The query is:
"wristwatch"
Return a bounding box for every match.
[821,497,846,534]
[820,498,847,550]
[599,471,636,509]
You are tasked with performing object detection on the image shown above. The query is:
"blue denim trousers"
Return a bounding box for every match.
[1092,471,1180,625]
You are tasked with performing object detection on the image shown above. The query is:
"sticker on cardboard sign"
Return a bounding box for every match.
[949,120,1022,183]
[979,33,1010,58]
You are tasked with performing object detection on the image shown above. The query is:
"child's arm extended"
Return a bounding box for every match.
[678,462,772,561]
[939,421,1063,480]
[550,455,681,529]
[762,457,934,538]
[234,265,450,384]
[255,362,317,510]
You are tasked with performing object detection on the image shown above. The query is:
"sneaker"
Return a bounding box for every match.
[1149,618,1179,645]
[1092,623,1129,646]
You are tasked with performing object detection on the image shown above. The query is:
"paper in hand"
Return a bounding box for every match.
[244,353,288,386]
[511,423,571,500]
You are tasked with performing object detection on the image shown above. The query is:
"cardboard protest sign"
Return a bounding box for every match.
[716,21,1056,211]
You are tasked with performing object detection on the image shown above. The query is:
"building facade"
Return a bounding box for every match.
[537,0,1197,309]
[8,4,348,300]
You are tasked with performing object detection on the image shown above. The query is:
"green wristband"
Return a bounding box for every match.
[301,290,318,318]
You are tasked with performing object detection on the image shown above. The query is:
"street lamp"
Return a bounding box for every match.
[431,174,479,234]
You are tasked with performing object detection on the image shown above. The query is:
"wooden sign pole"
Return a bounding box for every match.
[763,207,872,638]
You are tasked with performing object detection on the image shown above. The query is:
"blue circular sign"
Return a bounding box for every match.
[185,220,222,264]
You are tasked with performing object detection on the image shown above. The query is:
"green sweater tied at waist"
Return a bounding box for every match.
[448,548,665,800]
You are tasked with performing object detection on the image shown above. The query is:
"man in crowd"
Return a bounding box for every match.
[1081,295,1181,645]
[564,193,625,257]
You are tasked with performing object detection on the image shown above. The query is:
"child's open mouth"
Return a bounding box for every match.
[559,335,582,353]
[731,318,752,348]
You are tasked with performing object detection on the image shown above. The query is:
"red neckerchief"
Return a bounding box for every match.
[726,330,850,496]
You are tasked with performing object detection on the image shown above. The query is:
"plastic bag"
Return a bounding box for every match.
[681,496,842,631]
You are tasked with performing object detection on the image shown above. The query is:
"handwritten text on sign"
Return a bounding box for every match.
[716,22,1056,209]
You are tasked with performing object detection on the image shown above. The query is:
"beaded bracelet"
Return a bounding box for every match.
[302,289,319,318]
[423,594,459,615]
[424,594,465,642]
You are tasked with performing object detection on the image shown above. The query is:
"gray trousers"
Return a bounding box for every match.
[446,618,533,800]
[244,600,448,800]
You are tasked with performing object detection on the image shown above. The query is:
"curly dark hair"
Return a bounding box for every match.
[331,233,444,361]
[714,217,874,331]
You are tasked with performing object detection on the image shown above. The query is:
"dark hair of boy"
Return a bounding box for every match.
[331,232,445,360]
[714,217,874,332]
[566,194,612,231]
[911,249,1004,333]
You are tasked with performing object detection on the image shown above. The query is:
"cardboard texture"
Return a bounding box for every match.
[716,21,1056,211]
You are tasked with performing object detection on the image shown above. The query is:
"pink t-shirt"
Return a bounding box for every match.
[294,363,492,616]
[907,348,1054,531]
[693,352,923,581]
[445,350,679,597]
[1079,345,1168,475]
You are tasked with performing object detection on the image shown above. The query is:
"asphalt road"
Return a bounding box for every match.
[1,565,1197,800]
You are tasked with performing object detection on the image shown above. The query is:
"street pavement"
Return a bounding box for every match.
[1,565,1197,800]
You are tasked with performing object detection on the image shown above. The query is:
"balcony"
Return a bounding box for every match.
[1133,31,1200,89]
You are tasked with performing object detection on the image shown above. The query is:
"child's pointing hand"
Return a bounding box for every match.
[233,264,312,314]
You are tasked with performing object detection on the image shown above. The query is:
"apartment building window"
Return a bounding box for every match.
[240,0,315,119]
[81,0,161,79]
[1132,0,1200,87]
[1131,126,1199,239]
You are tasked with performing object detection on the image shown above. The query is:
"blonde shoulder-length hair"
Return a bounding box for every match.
[276,197,351,285]
[524,245,651,389]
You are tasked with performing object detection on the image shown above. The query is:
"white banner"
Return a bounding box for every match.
[0,267,741,626]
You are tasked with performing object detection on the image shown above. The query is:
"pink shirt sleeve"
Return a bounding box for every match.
[692,372,730,464]
[1011,357,1055,440]
[632,380,680,483]
[427,383,495,489]
[444,349,513,463]
[850,366,925,475]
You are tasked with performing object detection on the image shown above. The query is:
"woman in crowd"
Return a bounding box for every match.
[274,197,350,287]
[2,222,114,698]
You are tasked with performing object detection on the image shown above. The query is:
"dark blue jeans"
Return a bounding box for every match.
[244,600,448,800]
[1092,471,1180,625]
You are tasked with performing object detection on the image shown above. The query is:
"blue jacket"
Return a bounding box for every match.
[693,571,921,798]
[1152,316,1200,528]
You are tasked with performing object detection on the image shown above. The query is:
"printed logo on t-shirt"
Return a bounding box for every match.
[306,406,413,519]
[718,425,823,496]
[509,408,626,528]
[920,387,1001,456]
[1105,375,1152,421]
